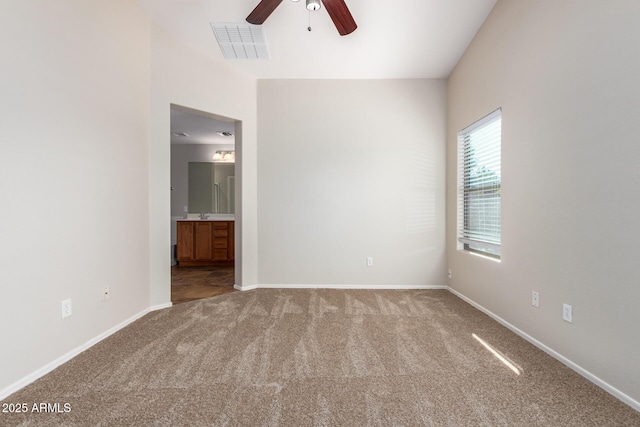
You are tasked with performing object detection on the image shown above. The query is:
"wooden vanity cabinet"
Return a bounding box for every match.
[176,221,195,261]
[177,221,234,266]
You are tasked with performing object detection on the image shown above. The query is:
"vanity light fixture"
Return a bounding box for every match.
[212,150,235,163]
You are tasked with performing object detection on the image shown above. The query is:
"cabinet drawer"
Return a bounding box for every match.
[213,250,229,260]
[214,238,228,249]
[213,229,228,237]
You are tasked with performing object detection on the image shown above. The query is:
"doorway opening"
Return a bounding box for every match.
[170,104,239,304]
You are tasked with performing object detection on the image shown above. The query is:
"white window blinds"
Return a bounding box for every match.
[458,109,502,258]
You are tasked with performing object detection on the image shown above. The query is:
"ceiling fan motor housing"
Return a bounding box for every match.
[306,0,321,11]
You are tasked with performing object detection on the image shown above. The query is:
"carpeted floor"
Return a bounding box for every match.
[2,289,639,426]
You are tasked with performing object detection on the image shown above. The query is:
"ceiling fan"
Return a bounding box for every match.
[246,0,357,36]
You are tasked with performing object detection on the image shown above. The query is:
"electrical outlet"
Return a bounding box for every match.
[366,257,373,267]
[61,299,72,319]
[448,269,452,279]
[532,291,539,308]
[563,303,572,323]
[102,286,110,301]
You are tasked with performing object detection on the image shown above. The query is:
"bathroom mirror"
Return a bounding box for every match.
[188,162,235,214]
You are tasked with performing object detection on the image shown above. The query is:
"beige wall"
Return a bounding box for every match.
[447,0,640,405]
[0,0,151,392]
[257,79,446,287]
[0,0,259,396]
[149,25,258,302]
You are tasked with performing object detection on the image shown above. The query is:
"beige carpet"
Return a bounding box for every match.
[2,289,639,426]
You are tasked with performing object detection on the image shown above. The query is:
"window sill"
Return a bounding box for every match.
[466,250,501,263]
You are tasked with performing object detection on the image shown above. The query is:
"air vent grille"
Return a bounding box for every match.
[211,23,269,60]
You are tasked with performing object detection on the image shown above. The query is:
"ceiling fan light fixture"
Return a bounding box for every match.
[306,0,321,11]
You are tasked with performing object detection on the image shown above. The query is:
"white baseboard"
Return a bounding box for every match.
[446,287,640,413]
[0,302,172,401]
[234,283,447,291]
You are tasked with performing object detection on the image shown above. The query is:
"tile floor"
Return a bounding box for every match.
[171,265,235,304]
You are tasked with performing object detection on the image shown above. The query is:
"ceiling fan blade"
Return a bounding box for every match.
[246,0,283,25]
[321,0,357,36]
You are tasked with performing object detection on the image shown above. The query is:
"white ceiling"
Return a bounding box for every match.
[170,107,235,145]
[136,0,497,79]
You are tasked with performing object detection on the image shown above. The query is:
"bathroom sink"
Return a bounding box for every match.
[181,214,235,221]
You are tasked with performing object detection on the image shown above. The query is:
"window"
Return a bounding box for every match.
[458,109,502,258]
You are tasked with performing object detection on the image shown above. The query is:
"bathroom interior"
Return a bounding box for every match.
[170,105,236,304]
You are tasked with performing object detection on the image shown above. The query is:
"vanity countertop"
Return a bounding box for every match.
[177,214,235,221]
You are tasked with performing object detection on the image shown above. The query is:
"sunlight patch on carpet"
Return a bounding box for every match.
[472,333,522,375]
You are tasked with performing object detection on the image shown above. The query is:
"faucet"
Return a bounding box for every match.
[200,212,205,220]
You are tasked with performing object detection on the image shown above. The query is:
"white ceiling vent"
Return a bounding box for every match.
[211,23,269,60]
